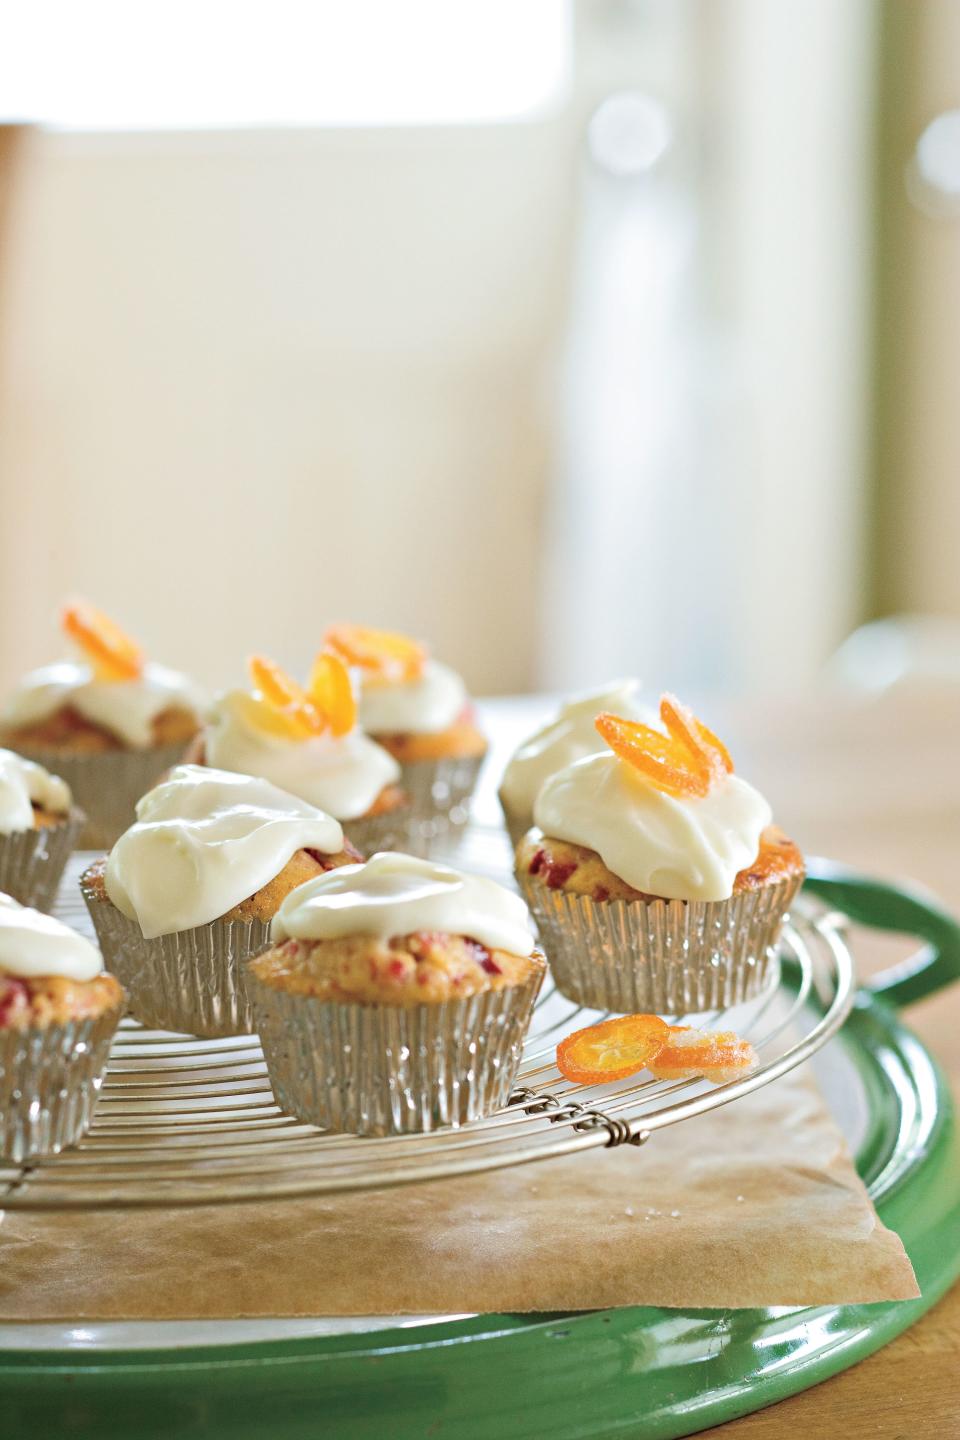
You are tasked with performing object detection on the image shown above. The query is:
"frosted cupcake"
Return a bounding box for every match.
[498,680,652,849]
[194,653,408,855]
[248,851,545,1135]
[516,697,804,1012]
[81,764,361,1037]
[0,600,206,847]
[0,748,84,910]
[0,895,123,1161]
[323,624,486,853]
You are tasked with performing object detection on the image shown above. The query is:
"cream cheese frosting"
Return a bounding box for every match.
[272,851,536,956]
[0,893,102,981]
[104,765,345,939]
[499,681,652,828]
[0,748,72,835]
[204,692,401,821]
[533,753,772,902]
[357,659,468,735]
[2,661,207,749]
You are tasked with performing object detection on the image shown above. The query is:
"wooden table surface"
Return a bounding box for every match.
[485,692,960,1437]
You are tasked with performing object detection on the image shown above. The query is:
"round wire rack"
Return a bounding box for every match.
[0,831,855,1211]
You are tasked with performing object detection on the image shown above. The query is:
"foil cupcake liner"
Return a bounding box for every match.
[343,808,413,858]
[81,880,271,1037]
[499,805,532,855]
[396,754,485,857]
[0,807,85,911]
[0,1001,122,1162]
[248,956,545,1137]
[518,871,803,1013]
[12,743,190,849]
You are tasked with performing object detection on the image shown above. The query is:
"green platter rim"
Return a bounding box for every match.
[3,983,958,1440]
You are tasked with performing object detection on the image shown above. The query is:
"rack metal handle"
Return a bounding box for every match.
[804,859,960,1010]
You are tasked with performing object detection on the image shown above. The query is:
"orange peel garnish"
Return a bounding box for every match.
[596,695,734,800]
[659,694,733,778]
[323,623,426,686]
[248,655,324,740]
[61,599,144,682]
[556,1013,670,1086]
[307,652,356,738]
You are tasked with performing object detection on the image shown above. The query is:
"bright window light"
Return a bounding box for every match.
[0,0,571,130]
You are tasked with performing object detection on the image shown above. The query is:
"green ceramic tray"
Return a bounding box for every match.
[4,861,960,1440]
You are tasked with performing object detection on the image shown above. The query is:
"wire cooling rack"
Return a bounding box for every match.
[0,829,855,1210]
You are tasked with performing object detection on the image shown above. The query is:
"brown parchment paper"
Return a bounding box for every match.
[0,1066,916,1318]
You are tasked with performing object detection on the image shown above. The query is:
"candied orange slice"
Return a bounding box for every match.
[323,623,426,686]
[248,655,323,740]
[62,599,144,682]
[595,712,711,798]
[307,652,356,737]
[660,694,733,777]
[556,1013,670,1085]
[648,1026,758,1084]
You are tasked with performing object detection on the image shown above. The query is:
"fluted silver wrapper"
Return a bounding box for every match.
[396,754,485,857]
[11,743,190,849]
[499,803,531,855]
[249,958,545,1137]
[0,807,85,911]
[342,809,412,859]
[518,872,803,1013]
[81,882,270,1037]
[0,1002,122,1162]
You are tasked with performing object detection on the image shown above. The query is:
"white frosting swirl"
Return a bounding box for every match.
[0,748,71,835]
[272,851,536,956]
[104,764,345,939]
[499,681,653,829]
[2,661,207,749]
[534,753,772,902]
[357,659,468,735]
[0,894,102,981]
[205,692,401,821]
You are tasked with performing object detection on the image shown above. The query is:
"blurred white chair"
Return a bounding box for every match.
[826,615,960,694]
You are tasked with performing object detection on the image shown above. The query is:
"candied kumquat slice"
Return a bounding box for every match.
[307,651,356,737]
[660,693,733,777]
[648,1027,758,1084]
[556,1013,670,1085]
[248,655,323,739]
[62,599,144,682]
[323,623,426,685]
[595,712,711,798]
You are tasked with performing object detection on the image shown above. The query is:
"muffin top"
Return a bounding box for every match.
[252,852,540,1006]
[1,600,206,750]
[271,850,535,955]
[532,697,775,903]
[323,623,470,737]
[498,679,650,823]
[204,653,400,821]
[0,748,71,834]
[0,893,102,982]
[104,764,345,938]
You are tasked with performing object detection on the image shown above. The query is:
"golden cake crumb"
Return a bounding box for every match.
[250,931,543,1007]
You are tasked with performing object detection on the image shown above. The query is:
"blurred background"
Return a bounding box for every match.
[0,0,958,701]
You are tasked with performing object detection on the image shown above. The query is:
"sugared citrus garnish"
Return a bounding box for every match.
[647,1026,758,1084]
[595,695,734,799]
[659,694,733,777]
[556,1013,670,1085]
[307,652,356,737]
[62,599,144,682]
[323,623,426,686]
[248,655,323,740]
